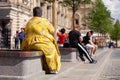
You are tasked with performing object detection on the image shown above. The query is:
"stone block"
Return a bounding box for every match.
[59,48,79,62]
[0,50,45,80]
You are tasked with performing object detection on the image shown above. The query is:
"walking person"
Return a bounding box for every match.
[21,7,61,74]
[19,28,25,48]
[14,30,19,49]
[69,25,97,63]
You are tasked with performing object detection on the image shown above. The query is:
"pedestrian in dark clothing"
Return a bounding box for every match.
[109,42,115,48]
[19,28,25,48]
[69,25,97,63]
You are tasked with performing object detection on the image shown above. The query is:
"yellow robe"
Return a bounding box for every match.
[21,17,61,72]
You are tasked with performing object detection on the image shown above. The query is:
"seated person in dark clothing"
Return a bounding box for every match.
[69,25,97,63]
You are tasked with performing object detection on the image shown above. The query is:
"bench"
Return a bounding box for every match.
[59,48,79,62]
[0,50,44,80]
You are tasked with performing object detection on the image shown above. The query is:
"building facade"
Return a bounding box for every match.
[40,1,69,32]
[0,0,94,49]
[0,0,40,49]
[0,0,70,49]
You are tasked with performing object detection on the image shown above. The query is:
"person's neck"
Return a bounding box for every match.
[75,28,79,31]
[34,16,40,18]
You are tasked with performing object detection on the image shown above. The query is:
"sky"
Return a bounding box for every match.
[102,0,120,21]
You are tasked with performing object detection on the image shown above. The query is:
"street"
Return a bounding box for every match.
[40,48,116,80]
[98,49,120,80]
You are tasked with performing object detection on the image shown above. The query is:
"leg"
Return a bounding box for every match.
[20,40,22,49]
[77,43,94,62]
[30,43,61,74]
[15,43,16,49]
[93,45,97,55]
[86,44,94,56]
[16,41,19,49]
[41,55,50,74]
[77,48,85,61]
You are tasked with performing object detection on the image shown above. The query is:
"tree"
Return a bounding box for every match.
[44,0,57,39]
[88,0,113,35]
[59,0,91,29]
[81,0,91,28]
[109,20,120,47]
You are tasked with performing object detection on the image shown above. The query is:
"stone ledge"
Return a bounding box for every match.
[0,50,43,57]
[0,50,44,80]
[59,47,77,51]
[59,47,79,62]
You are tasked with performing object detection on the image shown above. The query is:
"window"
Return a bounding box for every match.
[23,0,28,5]
[75,19,79,25]
[0,0,7,2]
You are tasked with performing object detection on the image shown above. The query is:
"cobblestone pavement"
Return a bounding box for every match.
[98,48,120,80]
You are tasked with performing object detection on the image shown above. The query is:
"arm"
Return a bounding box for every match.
[57,32,62,37]
[79,36,83,42]
[78,32,83,42]
[89,40,95,46]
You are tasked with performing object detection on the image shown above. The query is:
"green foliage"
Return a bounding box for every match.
[88,0,113,34]
[109,20,120,40]
[44,0,54,3]
[81,0,91,4]
[59,0,82,12]
[59,0,91,11]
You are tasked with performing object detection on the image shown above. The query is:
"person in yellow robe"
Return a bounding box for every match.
[21,7,61,74]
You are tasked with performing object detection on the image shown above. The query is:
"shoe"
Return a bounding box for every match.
[80,57,85,62]
[89,60,97,64]
[50,71,58,74]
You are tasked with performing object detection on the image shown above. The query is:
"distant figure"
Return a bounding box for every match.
[57,28,68,47]
[19,28,25,48]
[21,7,61,74]
[109,42,115,48]
[69,25,97,63]
[0,26,2,38]
[0,26,2,48]
[106,41,110,48]
[14,30,19,49]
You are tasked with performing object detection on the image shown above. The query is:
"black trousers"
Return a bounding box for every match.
[77,43,94,62]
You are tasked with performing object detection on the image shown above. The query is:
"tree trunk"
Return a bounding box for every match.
[83,2,86,29]
[72,11,75,29]
[72,0,76,29]
[52,0,57,40]
[116,39,118,48]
